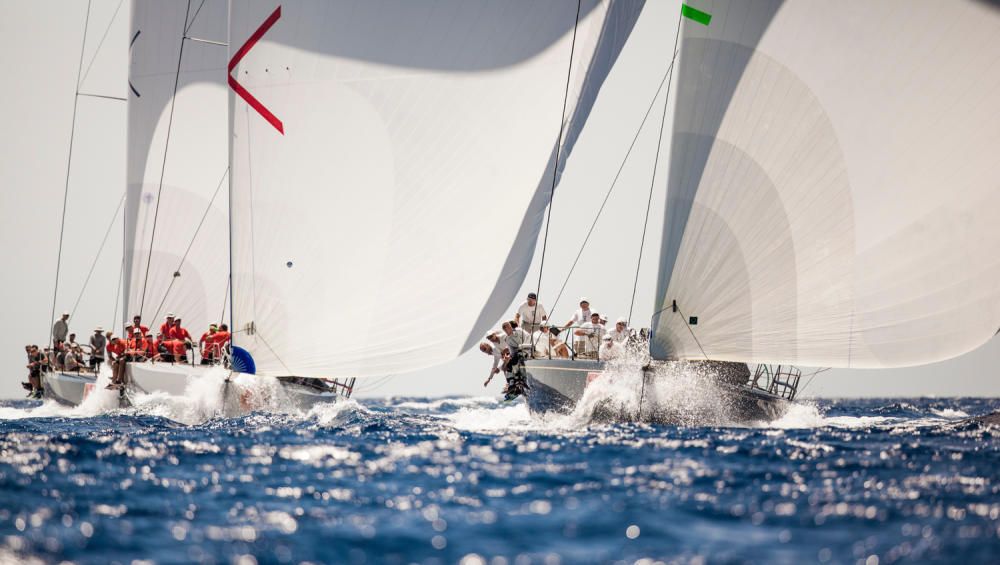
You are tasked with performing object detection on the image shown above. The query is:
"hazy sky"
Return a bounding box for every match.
[1,1,997,400]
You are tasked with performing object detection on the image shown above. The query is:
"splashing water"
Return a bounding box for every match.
[0,380,997,564]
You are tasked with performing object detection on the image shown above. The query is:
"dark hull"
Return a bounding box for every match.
[524,359,790,425]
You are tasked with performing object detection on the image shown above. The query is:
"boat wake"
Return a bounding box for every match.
[0,368,370,426]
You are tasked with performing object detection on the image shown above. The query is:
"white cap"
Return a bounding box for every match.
[166,312,175,318]
[602,334,613,341]
[579,297,589,304]
[94,326,103,332]
[616,317,628,325]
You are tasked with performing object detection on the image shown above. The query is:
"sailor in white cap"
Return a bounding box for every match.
[608,317,632,343]
[89,327,107,371]
[52,312,70,346]
[574,311,605,358]
[563,297,593,331]
[158,313,175,338]
[599,332,623,362]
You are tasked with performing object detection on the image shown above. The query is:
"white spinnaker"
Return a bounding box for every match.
[650,0,1000,368]
[124,0,230,336]
[229,1,642,378]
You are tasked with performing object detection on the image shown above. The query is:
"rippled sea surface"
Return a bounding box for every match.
[0,394,998,565]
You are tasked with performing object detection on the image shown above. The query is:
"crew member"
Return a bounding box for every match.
[209,324,231,362]
[126,315,149,337]
[199,324,218,364]
[169,317,193,364]
[574,312,605,358]
[89,327,106,371]
[599,333,623,362]
[159,313,175,338]
[479,340,504,387]
[25,345,46,399]
[607,318,632,343]
[514,292,548,334]
[563,298,593,331]
[52,312,70,347]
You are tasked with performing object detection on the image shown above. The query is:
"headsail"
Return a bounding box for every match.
[124,0,231,333]
[228,1,643,378]
[651,0,1000,368]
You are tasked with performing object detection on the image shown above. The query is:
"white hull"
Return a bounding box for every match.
[43,363,343,413]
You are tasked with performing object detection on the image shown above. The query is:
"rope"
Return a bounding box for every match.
[148,167,229,322]
[49,0,92,349]
[627,9,684,326]
[138,0,193,319]
[71,192,125,319]
[531,0,582,331]
[547,56,679,317]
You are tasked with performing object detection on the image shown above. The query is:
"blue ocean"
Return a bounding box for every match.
[0,395,997,564]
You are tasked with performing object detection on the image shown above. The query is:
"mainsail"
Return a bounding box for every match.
[651,0,1000,368]
[124,1,231,334]
[228,1,643,378]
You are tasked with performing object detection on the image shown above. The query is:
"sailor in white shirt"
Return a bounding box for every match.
[514,292,548,334]
[607,317,632,343]
[563,297,593,331]
[479,341,504,386]
[599,334,624,361]
[502,320,531,362]
[532,324,555,358]
[574,312,605,357]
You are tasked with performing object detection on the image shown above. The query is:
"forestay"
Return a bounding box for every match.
[651,0,1000,368]
[229,1,642,378]
[124,1,231,334]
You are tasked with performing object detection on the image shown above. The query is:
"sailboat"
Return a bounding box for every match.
[522,0,1000,423]
[45,0,647,409]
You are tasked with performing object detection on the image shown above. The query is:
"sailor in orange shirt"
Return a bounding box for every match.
[208,324,232,362]
[108,329,147,389]
[126,314,149,337]
[160,313,177,338]
[168,318,192,363]
[199,324,218,365]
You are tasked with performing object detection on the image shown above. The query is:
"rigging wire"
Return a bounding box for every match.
[796,367,832,397]
[218,275,230,326]
[547,55,679,317]
[78,0,125,87]
[49,0,93,349]
[531,0,582,330]
[148,167,230,323]
[627,9,684,326]
[674,303,708,360]
[70,192,126,319]
[138,0,193,319]
[111,256,124,332]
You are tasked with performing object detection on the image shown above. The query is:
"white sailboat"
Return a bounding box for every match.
[46,0,646,409]
[523,0,1000,423]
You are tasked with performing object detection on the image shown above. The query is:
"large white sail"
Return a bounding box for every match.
[651,1,1000,368]
[228,1,643,378]
[124,1,231,334]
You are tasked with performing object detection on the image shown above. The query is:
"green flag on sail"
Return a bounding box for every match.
[681,4,712,26]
